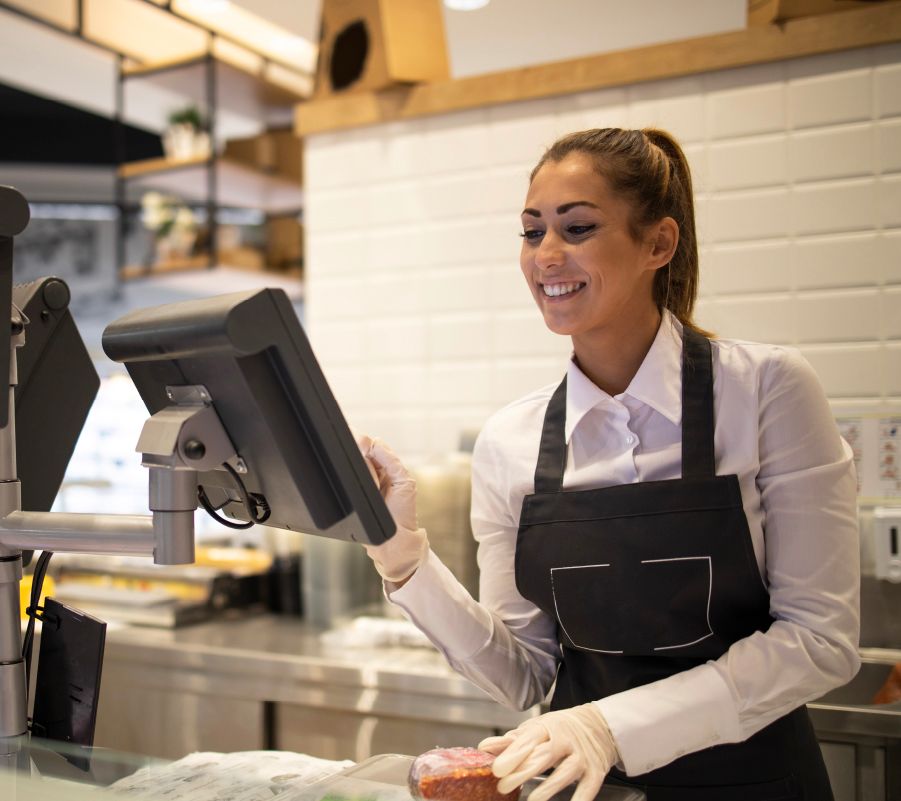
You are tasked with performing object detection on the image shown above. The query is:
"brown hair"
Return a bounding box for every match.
[530,127,710,335]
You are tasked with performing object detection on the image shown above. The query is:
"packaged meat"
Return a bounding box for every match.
[408,746,520,801]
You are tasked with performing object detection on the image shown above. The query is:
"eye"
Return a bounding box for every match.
[567,224,596,236]
[519,229,544,242]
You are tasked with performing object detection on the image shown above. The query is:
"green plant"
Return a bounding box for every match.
[167,104,206,130]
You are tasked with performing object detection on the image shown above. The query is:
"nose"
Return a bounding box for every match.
[533,229,564,271]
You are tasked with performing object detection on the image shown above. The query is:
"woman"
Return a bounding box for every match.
[358,128,860,800]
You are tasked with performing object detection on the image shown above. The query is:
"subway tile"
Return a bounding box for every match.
[305,231,371,276]
[878,119,901,174]
[789,68,871,130]
[707,82,786,139]
[366,181,427,227]
[697,247,716,298]
[795,289,881,343]
[421,172,498,221]
[428,362,494,406]
[352,411,430,463]
[684,144,708,193]
[366,225,431,271]
[709,188,790,242]
[428,313,495,361]
[305,186,371,234]
[884,231,901,284]
[365,317,428,364]
[879,175,901,228]
[492,358,568,409]
[791,179,877,236]
[714,295,795,344]
[883,287,901,339]
[428,217,521,266]
[365,273,426,316]
[422,108,491,174]
[708,135,787,191]
[317,364,369,409]
[789,125,875,183]
[694,192,711,247]
[306,320,366,366]
[797,344,883,397]
[423,264,500,313]
[493,310,572,358]
[366,364,428,407]
[875,62,901,118]
[693,297,721,333]
[487,262,537,310]
[484,165,532,215]
[628,76,706,144]
[792,232,884,289]
[305,275,368,321]
[559,86,629,132]
[424,407,493,456]
[486,102,563,167]
[886,344,901,395]
[368,120,429,182]
[708,240,792,294]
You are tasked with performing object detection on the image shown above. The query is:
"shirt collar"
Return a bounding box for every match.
[564,310,684,442]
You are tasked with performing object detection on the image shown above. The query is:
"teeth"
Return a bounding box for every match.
[543,282,584,297]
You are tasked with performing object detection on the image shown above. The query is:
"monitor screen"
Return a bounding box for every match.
[102,288,396,545]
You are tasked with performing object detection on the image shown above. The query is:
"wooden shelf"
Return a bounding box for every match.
[123,53,309,122]
[119,156,304,214]
[294,1,901,136]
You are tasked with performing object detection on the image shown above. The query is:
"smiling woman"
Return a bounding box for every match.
[356,127,860,801]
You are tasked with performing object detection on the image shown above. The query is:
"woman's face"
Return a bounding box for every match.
[520,152,665,341]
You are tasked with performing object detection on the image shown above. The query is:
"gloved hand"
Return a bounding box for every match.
[356,435,429,584]
[478,703,619,801]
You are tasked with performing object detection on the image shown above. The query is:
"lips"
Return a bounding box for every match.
[541,281,586,298]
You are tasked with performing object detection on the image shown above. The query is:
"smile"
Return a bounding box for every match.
[542,282,586,298]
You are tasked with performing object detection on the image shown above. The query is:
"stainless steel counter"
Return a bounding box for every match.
[89,616,900,800]
[92,614,536,762]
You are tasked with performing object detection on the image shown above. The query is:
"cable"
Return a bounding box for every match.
[197,462,271,529]
[21,550,53,709]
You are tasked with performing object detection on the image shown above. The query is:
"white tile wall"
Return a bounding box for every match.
[305,43,901,461]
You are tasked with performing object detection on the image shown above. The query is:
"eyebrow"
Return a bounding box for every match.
[521,201,601,217]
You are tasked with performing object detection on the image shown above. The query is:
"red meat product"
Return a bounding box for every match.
[408,746,521,801]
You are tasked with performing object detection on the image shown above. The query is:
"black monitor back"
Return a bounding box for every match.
[14,277,100,513]
[102,288,395,545]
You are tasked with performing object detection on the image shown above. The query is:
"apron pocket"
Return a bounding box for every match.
[550,556,714,655]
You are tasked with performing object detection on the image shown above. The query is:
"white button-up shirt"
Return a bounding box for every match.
[389,310,860,777]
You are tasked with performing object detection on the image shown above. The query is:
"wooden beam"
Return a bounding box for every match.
[295,1,901,136]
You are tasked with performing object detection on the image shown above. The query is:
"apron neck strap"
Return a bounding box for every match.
[531,327,716,493]
[681,327,715,479]
[533,376,568,493]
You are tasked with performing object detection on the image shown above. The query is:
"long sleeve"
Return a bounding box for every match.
[596,346,860,776]
[388,391,561,711]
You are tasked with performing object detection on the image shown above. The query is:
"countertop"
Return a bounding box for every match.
[97,613,536,731]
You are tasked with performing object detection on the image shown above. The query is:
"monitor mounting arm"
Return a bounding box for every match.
[0,187,237,759]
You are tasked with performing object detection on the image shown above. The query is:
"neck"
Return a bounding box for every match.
[572,305,664,396]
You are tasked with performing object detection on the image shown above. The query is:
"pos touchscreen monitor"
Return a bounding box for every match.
[101,288,396,545]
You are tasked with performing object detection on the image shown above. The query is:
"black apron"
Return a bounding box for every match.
[515,328,833,801]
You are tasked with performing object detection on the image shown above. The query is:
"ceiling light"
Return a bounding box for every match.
[444,0,490,10]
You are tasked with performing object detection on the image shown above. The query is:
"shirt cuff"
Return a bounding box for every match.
[387,547,494,661]
[594,662,742,777]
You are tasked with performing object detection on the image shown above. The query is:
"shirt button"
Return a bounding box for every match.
[626,435,636,445]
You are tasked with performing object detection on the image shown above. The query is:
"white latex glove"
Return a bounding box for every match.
[478,703,619,801]
[356,434,429,584]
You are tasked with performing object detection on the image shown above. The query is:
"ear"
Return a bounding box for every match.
[647,217,679,271]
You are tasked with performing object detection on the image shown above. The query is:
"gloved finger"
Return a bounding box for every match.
[570,769,607,801]
[491,727,548,778]
[476,735,513,754]
[353,433,381,487]
[369,438,415,488]
[494,742,557,795]
[526,754,585,801]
